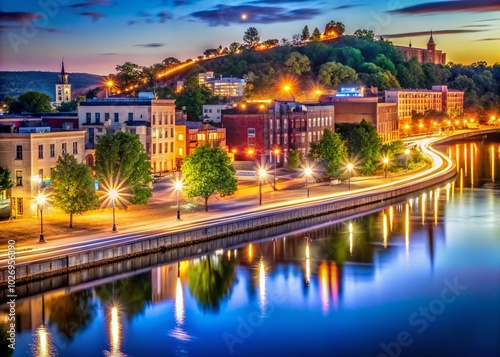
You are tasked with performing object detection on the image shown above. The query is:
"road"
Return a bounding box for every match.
[0,136,455,268]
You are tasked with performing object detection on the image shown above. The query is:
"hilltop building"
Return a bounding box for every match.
[394,31,446,65]
[198,72,246,98]
[54,60,72,106]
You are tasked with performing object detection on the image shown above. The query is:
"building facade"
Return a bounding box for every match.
[78,98,177,174]
[0,129,86,218]
[384,85,464,128]
[202,104,231,122]
[221,101,335,164]
[394,32,446,65]
[198,72,246,98]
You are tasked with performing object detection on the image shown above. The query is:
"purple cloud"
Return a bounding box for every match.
[80,11,106,22]
[390,0,500,14]
[70,0,112,8]
[190,5,320,26]
[158,11,173,23]
[135,43,164,48]
[381,29,487,38]
[0,11,43,23]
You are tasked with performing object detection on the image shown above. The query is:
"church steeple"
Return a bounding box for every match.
[427,30,436,50]
[58,59,68,84]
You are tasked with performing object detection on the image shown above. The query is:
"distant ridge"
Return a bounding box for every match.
[0,71,105,100]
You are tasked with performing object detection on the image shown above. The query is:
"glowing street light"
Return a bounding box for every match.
[109,189,118,232]
[36,192,46,243]
[273,148,280,191]
[104,79,114,98]
[304,167,312,197]
[383,157,389,178]
[347,163,353,190]
[174,178,183,220]
[258,168,267,205]
[405,148,411,172]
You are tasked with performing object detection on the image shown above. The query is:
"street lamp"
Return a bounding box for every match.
[174,179,182,220]
[109,189,118,232]
[383,157,389,178]
[36,192,46,243]
[273,148,280,191]
[304,167,312,197]
[347,163,353,190]
[258,168,267,205]
[405,148,410,172]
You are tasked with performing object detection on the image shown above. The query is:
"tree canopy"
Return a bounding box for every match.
[0,167,13,194]
[175,76,219,120]
[309,129,347,177]
[94,131,152,205]
[181,144,237,211]
[243,27,260,47]
[319,62,358,87]
[9,91,53,113]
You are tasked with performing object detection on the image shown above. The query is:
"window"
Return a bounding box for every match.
[128,113,133,121]
[159,116,163,125]
[159,144,162,153]
[164,143,168,153]
[248,128,255,137]
[170,128,174,137]
[16,145,22,160]
[178,133,184,141]
[170,142,174,152]
[73,142,78,155]
[39,169,43,183]
[95,113,100,124]
[170,114,173,124]
[50,144,55,158]
[153,115,156,125]
[114,113,119,122]
[105,113,110,121]
[153,144,156,154]
[86,113,91,124]
[204,109,208,113]
[129,128,136,135]
[16,198,23,216]
[38,145,43,159]
[179,147,183,155]
[62,143,67,155]
[15,170,22,186]
[165,130,168,138]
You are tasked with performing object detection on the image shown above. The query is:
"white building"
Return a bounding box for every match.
[54,61,71,106]
[197,72,246,98]
[202,104,231,122]
[78,98,177,174]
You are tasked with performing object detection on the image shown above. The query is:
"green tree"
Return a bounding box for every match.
[338,120,382,174]
[57,95,85,112]
[243,27,260,48]
[188,255,236,312]
[301,25,310,41]
[0,167,13,194]
[319,62,358,87]
[309,129,347,177]
[115,61,142,89]
[324,20,345,37]
[284,52,311,75]
[162,57,181,67]
[51,153,99,228]
[175,76,219,120]
[229,42,241,53]
[381,140,405,159]
[182,144,237,211]
[287,147,302,169]
[311,27,322,41]
[353,29,375,39]
[9,91,53,113]
[85,87,102,99]
[94,131,152,205]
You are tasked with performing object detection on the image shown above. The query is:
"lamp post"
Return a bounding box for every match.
[273,148,280,191]
[174,179,182,220]
[304,167,312,197]
[383,157,389,178]
[109,189,118,232]
[36,192,46,243]
[347,163,353,190]
[258,168,266,205]
[405,149,410,172]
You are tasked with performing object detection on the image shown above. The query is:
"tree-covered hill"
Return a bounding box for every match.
[0,71,104,100]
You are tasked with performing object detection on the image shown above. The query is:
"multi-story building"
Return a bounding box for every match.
[384,85,464,128]
[202,104,231,122]
[221,100,335,164]
[394,32,446,65]
[198,72,246,98]
[174,120,226,168]
[328,96,399,142]
[78,97,177,175]
[0,128,86,218]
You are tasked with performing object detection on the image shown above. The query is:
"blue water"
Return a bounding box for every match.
[2,140,500,357]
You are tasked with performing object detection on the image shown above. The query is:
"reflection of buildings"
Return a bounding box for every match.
[151,262,189,305]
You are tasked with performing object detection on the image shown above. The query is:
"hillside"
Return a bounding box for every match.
[0,71,104,100]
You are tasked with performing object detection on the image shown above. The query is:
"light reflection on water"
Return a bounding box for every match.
[3,138,500,357]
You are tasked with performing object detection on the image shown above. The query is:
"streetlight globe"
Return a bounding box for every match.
[347,163,353,171]
[304,167,312,176]
[109,189,118,200]
[383,157,389,164]
[174,180,183,191]
[36,193,46,205]
[259,168,267,178]
[405,149,410,155]
[273,148,280,155]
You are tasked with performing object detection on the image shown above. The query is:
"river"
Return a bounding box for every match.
[1,137,499,357]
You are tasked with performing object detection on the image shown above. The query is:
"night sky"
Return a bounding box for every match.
[1,0,499,75]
